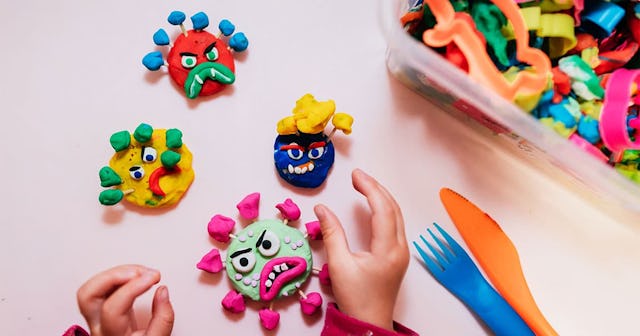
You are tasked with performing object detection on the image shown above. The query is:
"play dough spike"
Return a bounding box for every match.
[276,198,301,221]
[153,29,170,46]
[133,123,153,143]
[237,193,260,220]
[168,11,187,36]
[142,51,164,71]
[109,130,131,151]
[219,19,235,36]
[191,12,209,30]
[229,32,249,52]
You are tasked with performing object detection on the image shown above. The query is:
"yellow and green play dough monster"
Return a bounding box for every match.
[98,123,194,208]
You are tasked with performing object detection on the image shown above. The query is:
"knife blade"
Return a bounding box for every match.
[439,188,558,336]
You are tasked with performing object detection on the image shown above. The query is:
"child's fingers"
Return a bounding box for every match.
[100,270,161,331]
[314,204,351,260]
[77,265,146,324]
[376,182,407,245]
[142,286,174,336]
[351,169,398,253]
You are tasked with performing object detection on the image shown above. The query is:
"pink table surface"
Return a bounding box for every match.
[1,1,639,335]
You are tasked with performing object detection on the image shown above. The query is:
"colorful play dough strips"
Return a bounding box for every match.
[402,0,640,184]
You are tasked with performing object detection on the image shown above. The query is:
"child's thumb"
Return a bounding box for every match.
[314,204,350,259]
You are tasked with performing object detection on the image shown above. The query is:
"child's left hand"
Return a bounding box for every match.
[76,264,174,336]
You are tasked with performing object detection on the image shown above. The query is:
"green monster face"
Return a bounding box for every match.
[225,219,312,302]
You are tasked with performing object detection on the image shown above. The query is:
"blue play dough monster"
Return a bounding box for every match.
[274,132,335,188]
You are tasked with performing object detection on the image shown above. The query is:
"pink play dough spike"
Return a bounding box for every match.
[237,192,260,220]
[305,220,322,240]
[300,292,323,315]
[259,308,280,330]
[208,215,236,243]
[221,290,246,313]
[276,198,301,221]
[318,263,331,286]
[197,248,223,273]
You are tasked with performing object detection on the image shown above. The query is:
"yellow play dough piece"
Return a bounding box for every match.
[108,128,194,208]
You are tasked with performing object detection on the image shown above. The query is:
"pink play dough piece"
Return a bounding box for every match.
[304,220,322,240]
[237,192,260,220]
[259,308,280,330]
[300,292,323,315]
[221,290,246,313]
[208,214,236,243]
[318,263,331,286]
[197,248,223,273]
[276,198,301,220]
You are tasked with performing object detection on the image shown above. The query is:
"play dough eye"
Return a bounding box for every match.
[308,147,324,159]
[141,147,158,163]
[181,54,197,68]
[230,249,256,273]
[129,166,145,180]
[286,143,304,160]
[205,48,219,61]
[257,230,280,257]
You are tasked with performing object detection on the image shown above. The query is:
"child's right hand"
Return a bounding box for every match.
[314,169,410,332]
[76,264,174,336]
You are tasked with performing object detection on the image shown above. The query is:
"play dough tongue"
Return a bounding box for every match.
[184,62,236,98]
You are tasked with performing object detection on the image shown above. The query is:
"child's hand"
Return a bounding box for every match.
[314,169,409,331]
[76,264,174,336]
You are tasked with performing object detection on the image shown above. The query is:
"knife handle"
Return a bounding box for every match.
[464,279,534,336]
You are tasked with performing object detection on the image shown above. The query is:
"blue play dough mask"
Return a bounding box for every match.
[274,132,335,188]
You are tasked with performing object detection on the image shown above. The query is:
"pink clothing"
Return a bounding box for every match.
[63,303,418,335]
[321,303,419,336]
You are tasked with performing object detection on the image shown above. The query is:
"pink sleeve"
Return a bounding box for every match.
[62,325,89,336]
[321,303,420,336]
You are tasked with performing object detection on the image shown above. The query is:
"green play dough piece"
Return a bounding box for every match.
[99,166,122,187]
[166,128,183,148]
[110,131,131,152]
[133,123,153,143]
[99,189,124,205]
[471,2,509,67]
[161,150,181,168]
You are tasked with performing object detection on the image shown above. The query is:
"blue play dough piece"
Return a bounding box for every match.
[548,102,576,128]
[191,12,209,30]
[577,116,601,144]
[153,29,170,46]
[218,19,235,36]
[229,32,249,52]
[273,133,335,188]
[142,51,164,71]
[168,11,186,25]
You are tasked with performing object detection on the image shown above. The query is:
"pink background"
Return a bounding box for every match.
[1,1,639,335]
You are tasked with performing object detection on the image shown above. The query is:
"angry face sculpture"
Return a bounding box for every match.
[98,123,194,208]
[274,94,354,188]
[142,11,248,99]
[197,193,330,330]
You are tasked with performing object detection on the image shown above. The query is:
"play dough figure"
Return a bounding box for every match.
[142,11,248,99]
[274,94,354,188]
[98,123,194,208]
[197,193,329,330]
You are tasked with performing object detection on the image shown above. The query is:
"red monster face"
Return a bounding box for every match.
[167,30,236,98]
[142,11,248,99]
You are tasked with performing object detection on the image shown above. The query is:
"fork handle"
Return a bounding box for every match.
[465,281,534,336]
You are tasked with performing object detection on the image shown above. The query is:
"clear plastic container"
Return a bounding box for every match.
[380,0,640,218]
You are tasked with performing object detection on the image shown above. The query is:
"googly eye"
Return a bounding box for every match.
[286,143,304,160]
[230,250,256,273]
[141,147,158,163]
[181,55,197,69]
[257,231,280,257]
[308,147,324,159]
[129,166,145,180]
[205,47,219,61]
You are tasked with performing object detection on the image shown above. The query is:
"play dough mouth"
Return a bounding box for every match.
[287,161,315,175]
[148,166,181,197]
[184,62,235,99]
[259,256,307,301]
